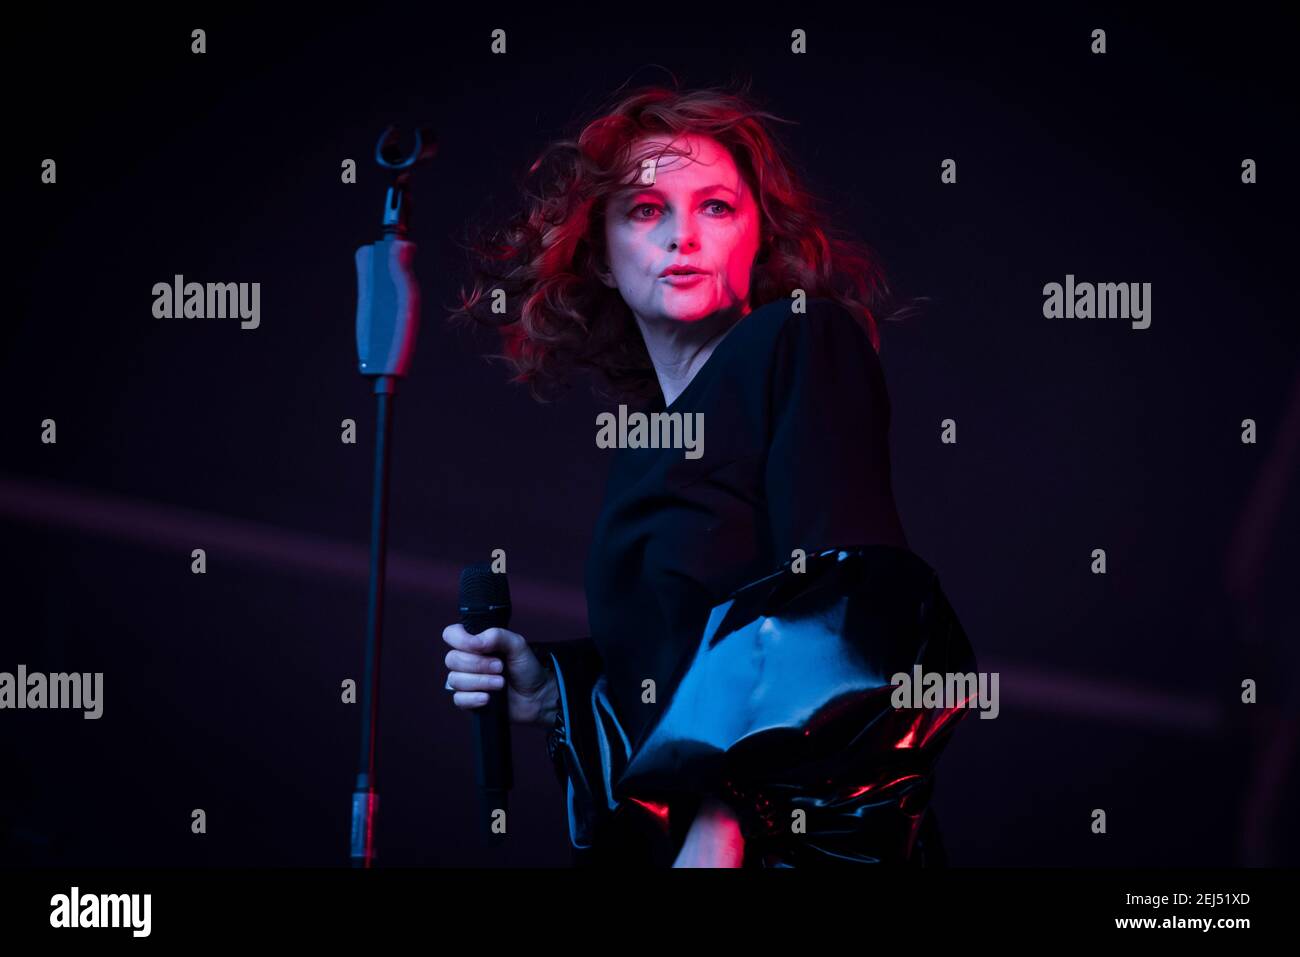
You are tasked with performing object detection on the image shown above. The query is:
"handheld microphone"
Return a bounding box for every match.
[458,562,513,838]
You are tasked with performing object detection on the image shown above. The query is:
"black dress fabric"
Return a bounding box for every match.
[533,296,959,866]
[588,296,908,739]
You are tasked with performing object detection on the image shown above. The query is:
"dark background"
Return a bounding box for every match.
[3,6,1296,867]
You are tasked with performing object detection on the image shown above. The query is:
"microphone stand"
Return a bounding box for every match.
[349,126,437,868]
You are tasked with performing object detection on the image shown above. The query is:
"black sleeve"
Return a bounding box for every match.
[763,300,908,562]
[528,636,605,787]
[695,554,978,866]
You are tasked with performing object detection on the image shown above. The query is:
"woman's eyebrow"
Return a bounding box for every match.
[618,183,739,200]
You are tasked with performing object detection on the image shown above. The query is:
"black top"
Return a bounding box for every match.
[583,296,909,746]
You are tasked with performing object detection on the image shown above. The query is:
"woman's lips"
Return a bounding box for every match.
[660,272,708,286]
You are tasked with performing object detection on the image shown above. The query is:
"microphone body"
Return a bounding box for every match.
[459,563,513,838]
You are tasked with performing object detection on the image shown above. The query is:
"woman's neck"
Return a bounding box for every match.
[635,303,748,407]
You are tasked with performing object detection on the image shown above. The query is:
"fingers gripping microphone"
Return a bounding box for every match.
[459,563,513,839]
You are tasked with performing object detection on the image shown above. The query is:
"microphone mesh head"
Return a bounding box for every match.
[459,561,510,608]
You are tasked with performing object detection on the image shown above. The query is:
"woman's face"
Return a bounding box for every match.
[600,133,762,326]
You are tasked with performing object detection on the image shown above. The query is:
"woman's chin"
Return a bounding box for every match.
[656,297,723,324]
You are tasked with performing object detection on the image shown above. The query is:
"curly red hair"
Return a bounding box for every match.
[447,79,919,404]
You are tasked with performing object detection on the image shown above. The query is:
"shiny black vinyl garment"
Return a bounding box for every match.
[531,297,975,867]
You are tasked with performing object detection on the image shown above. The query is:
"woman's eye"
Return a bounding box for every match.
[629,200,732,219]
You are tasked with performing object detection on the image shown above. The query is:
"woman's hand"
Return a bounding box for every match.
[672,796,745,868]
[441,624,559,727]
